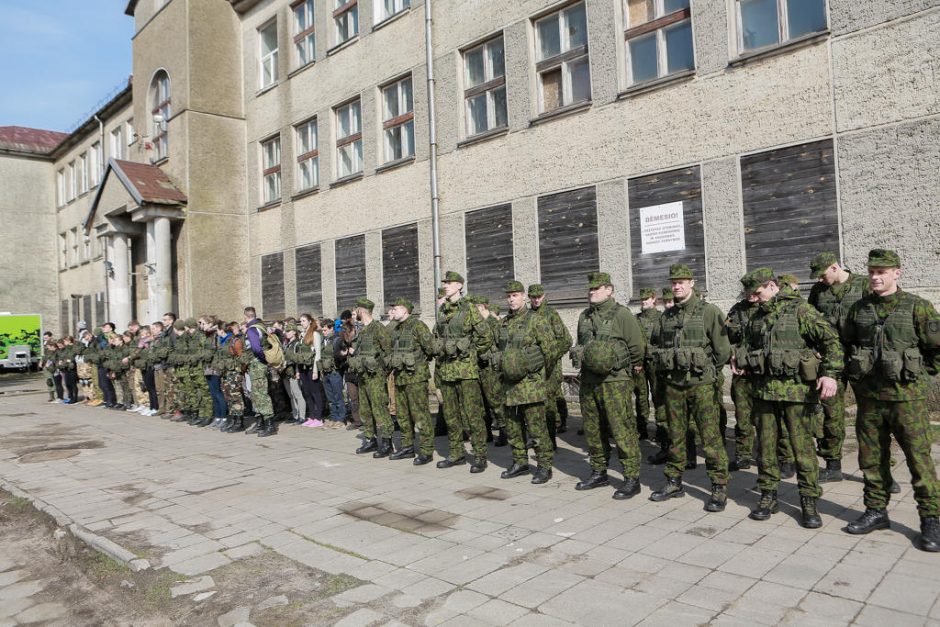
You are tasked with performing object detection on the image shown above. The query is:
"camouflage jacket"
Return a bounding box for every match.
[808,272,869,335]
[744,287,844,402]
[477,316,502,372]
[350,319,391,379]
[389,316,435,385]
[725,299,759,347]
[651,293,730,388]
[56,344,77,370]
[499,306,556,406]
[434,297,493,381]
[575,297,646,385]
[530,302,572,390]
[843,289,940,401]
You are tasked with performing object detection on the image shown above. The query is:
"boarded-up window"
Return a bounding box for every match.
[629,166,706,299]
[82,295,92,329]
[383,223,419,311]
[261,252,285,319]
[71,296,81,335]
[60,300,69,336]
[295,243,322,315]
[741,140,838,281]
[95,292,105,327]
[335,235,366,314]
[537,187,598,301]
[466,204,514,306]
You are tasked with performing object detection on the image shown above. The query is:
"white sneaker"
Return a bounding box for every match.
[126,405,138,412]
[146,408,159,416]
[135,406,149,414]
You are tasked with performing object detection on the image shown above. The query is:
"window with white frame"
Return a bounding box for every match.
[463,36,507,136]
[56,169,65,207]
[150,71,171,162]
[67,161,76,201]
[382,77,414,162]
[376,0,409,23]
[259,20,279,89]
[624,0,694,85]
[334,0,358,45]
[335,99,362,178]
[89,142,101,187]
[70,227,80,266]
[534,3,591,113]
[261,135,282,204]
[78,152,88,195]
[293,0,316,67]
[125,118,135,146]
[110,126,125,160]
[58,233,67,269]
[295,118,319,191]
[736,0,827,53]
[82,231,91,262]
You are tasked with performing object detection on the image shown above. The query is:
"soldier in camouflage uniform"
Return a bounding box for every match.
[243,308,277,436]
[841,250,940,551]
[662,288,674,310]
[725,277,760,470]
[736,268,843,528]
[346,298,394,457]
[386,297,436,464]
[528,284,572,447]
[189,318,216,426]
[434,271,494,473]
[571,272,647,499]
[496,281,560,484]
[166,321,189,419]
[807,251,870,483]
[217,327,246,432]
[472,296,507,446]
[650,264,732,511]
[635,288,661,450]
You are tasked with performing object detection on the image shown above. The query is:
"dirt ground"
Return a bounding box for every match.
[0,490,370,626]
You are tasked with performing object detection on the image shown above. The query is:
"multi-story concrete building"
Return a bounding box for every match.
[1,0,937,336]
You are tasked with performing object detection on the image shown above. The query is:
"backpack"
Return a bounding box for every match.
[250,324,285,369]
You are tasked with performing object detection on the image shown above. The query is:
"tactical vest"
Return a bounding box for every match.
[389,319,421,373]
[813,274,867,331]
[499,311,544,381]
[581,302,630,375]
[652,299,711,374]
[319,337,336,372]
[746,299,818,381]
[436,303,472,359]
[350,324,382,374]
[846,293,921,383]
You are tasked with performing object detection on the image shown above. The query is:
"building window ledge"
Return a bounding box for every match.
[330,172,364,188]
[372,9,410,33]
[457,126,509,149]
[257,199,282,212]
[291,186,320,201]
[375,155,415,174]
[288,60,316,80]
[729,31,829,68]
[618,69,695,100]
[327,36,359,57]
[256,81,280,97]
[529,100,592,128]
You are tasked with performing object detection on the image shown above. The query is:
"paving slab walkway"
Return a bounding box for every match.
[1,388,939,626]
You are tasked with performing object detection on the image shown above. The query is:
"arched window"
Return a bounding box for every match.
[150,71,171,162]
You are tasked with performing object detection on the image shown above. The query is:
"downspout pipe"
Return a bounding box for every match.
[424,0,442,321]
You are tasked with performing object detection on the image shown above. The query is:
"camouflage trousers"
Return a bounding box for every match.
[754,399,820,497]
[664,383,728,485]
[631,369,651,434]
[246,360,273,418]
[131,368,148,407]
[117,372,133,407]
[650,373,667,442]
[730,375,756,460]
[506,401,553,468]
[179,365,212,417]
[359,373,394,440]
[440,378,487,461]
[161,367,180,413]
[856,397,940,516]
[580,379,640,478]
[479,366,506,429]
[816,378,847,461]
[396,381,433,455]
[221,369,245,417]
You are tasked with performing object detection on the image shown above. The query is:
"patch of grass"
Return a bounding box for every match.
[85,553,129,580]
[6,495,31,511]
[296,535,367,561]
[319,573,361,597]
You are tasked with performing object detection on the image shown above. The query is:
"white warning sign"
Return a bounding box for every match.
[640,201,685,255]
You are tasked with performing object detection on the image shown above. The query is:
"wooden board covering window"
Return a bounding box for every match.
[741,139,838,281]
[335,235,366,314]
[295,243,322,316]
[466,204,514,307]
[82,295,92,330]
[537,187,598,302]
[629,165,705,299]
[382,223,419,311]
[261,252,286,320]
[95,293,105,328]
[60,300,69,336]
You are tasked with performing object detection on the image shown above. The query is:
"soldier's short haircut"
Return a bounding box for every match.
[102,322,115,331]
[244,306,257,317]
[163,312,177,321]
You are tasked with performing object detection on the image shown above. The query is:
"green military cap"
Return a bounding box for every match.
[172,320,186,331]
[442,270,465,283]
[355,297,375,311]
[638,288,656,300]
[778,273,800,286]
[662,288,674,300]
[505,280,526,293]
[587,271,612,288]
[867,248,900,268]
[669,263,694,280]
[184,317,198,328]
[284,322,299,333]
[747,267,776,292]
[391,297,414,313]
[527,284,545,297]
[739,273,758,292]
[809,251,839,278]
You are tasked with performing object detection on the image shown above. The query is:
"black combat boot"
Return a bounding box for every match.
[413,453,433,466]
[209,417,224,429]
[685,432,697,470]
[650,477,684,502]
[436,455,467,469]
[575,471,609,491]
[218,417,232,431]
[729,457,752,471]
[705,484,728,512]
[373,438,392,459]
[493,428,508,447]
[258,418,278,437]
[919,517,940,552]
[196,416,214,427]
[819,459,843,483]
[612,477,641,500]
[531,466,552,485]
[557,415,567,434]
[500,462,530,479]
[245,417,263,434]
[749,490,779,521]
[356,437,378,454]
[469,456,487,474]
[779,460,796,479]
[846,508,890,534]
[800,496,822,528]
[390,445,415,460]
[637,420,649,441]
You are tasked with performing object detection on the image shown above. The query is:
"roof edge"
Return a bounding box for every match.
[51,84,133,159]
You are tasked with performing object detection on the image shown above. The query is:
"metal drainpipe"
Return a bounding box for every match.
[94,114,109,322]
[424,0,442,321]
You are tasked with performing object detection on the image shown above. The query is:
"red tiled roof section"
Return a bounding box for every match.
[0,126,68,154]
[114,159,187,204]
